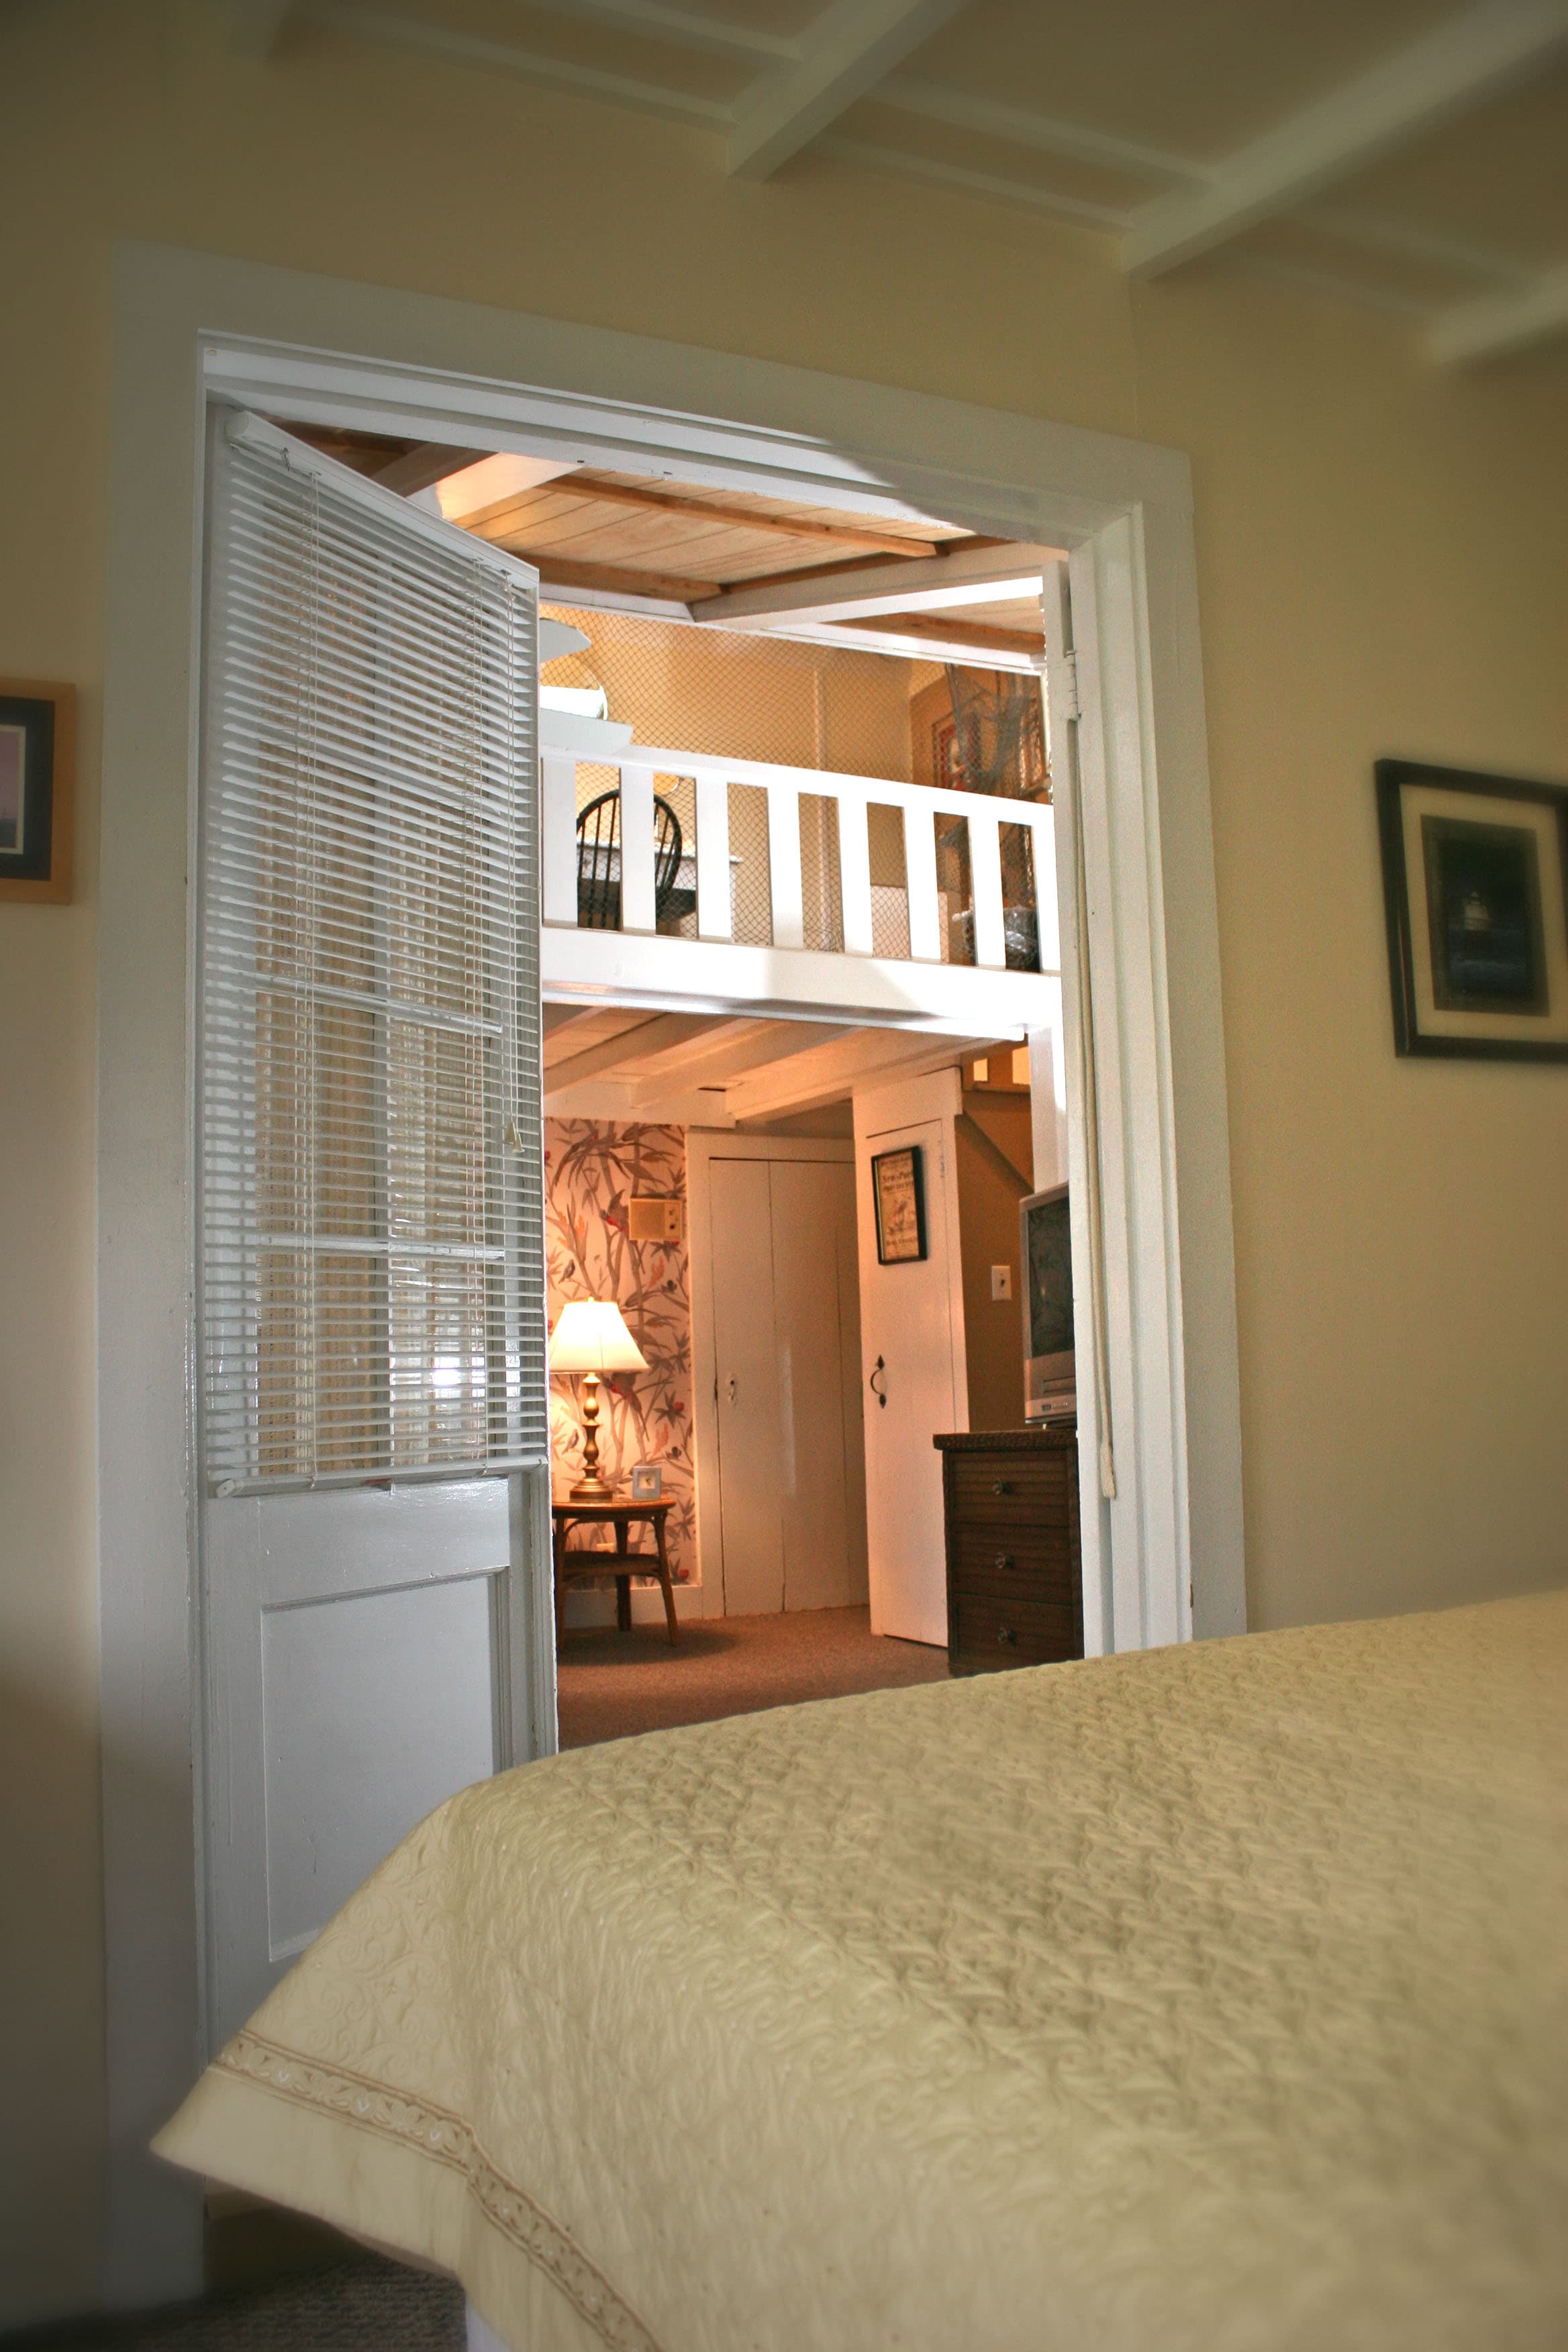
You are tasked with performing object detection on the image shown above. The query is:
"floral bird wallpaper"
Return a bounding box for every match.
[544,1121,695,1582]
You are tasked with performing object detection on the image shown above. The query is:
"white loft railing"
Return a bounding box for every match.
[540,744,1058,979]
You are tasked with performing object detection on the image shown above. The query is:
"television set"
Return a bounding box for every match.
[1020,1183,1075,1423]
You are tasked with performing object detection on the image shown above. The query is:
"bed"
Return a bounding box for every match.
[156,1592,1567,2351]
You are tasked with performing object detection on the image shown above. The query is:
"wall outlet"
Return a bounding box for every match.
[991,1263,1013,1302]
[629,1196,683,1242]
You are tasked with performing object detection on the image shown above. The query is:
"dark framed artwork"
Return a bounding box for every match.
[0,681,75,904]
[1376,758,1568,1063]
[872,1144,927,1264]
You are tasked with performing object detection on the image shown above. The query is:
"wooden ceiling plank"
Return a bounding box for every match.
[568,474,940,558]
[500,550,723,603]
[838,614,1044,655]
[372,442,489,496]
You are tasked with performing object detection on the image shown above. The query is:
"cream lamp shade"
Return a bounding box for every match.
[548,1300,648,1375]
[549,1300,647,1500]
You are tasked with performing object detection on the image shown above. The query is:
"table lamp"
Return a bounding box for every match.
[549,1300,648,1500]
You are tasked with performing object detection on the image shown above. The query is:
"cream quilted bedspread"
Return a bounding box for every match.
[156,1594,1567,2352]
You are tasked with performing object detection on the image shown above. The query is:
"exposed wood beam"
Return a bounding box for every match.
[371,442,488,495]
[1428,260,1568,362]
[543,1013,733,1096]
[758,619,1041,673]
[836,613,1044,656]
[474,545,725,603]
[225,0,295,55]
[693,540,1052,629]
[1124,0,1568,277]
[563,476,941,560]
[728,0,969,180]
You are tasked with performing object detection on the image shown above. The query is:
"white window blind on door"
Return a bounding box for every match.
[199,409,546,1495]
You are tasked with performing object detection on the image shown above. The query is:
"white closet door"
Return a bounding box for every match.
[857,1116,964,1645]
[707,1151,867,1616]
[709,1157,785,1614]
[197,411,548,2050]
[770,1159,867,1611]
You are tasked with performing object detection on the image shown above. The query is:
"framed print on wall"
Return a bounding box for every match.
[0,681,75,904]
[1376,758,1568,1063]
[872,1144,927,1264]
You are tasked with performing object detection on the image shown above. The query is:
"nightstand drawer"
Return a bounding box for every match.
[950,1591,1077,1670]
[949,1528,1076,1610]
[947,1452,1072,1527]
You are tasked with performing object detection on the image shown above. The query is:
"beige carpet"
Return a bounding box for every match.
[556,1602,948,1747]
[6,2257,461,2351]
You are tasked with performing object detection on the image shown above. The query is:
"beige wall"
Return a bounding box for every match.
[1,0,1564,2321]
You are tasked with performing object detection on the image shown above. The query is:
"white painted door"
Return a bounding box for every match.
[708,1155,867,1614]
[196,415,549,2051]
[857,1116,965,1645]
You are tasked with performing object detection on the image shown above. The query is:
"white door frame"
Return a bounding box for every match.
[686,1129,859,1616]
[98,240,1244,2306]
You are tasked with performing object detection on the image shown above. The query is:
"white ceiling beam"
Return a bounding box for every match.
[727,1028,995,1124]
[727,0,970,180]
[542,1012,732,1096]
[816,137,1131,232]
[224,0,295,53]
[311,3,733,128]
[626,1018,854,1103]
[1428,260,1568,362]
[746,619,1042,672]
[695,540,1055,630]
[875,78,1208,187]
[1124,0,1568,277]
[526,0,799,63]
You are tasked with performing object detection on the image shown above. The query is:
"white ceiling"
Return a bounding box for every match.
[540,1002,1014,1122]
[238,0,1568,363]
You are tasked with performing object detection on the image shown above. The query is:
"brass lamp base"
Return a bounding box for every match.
[570,1371,615,1501]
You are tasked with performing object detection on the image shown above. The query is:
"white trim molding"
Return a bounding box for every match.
[98,238,1245,2308]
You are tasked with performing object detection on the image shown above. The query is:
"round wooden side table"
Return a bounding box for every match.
[550,1493,680,1646]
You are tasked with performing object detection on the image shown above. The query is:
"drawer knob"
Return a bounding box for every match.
[995,1553,1014,1572]
[992,1479,1013,1495]
[997,1626,1017,1646]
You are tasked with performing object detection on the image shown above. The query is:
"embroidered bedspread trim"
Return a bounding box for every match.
[215,2028,662,2352]
[155,1592,1568,2352]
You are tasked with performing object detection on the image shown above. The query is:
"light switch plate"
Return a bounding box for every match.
[991,1263,1013,1301]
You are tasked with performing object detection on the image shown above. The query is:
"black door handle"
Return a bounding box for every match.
[869,1355,887,1409]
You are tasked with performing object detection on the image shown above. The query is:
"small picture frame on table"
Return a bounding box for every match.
[872,1144,927,1265]
[629,1463,663,1502]
[0,681,74,905]
[1376,758,1568,1063]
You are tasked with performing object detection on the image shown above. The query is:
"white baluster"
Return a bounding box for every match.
[969,811,1006,969]
[767,782,804,950]
[905,805,942,963]
[838,791,873,957]
[694,768,732,941]
[618,765,656,934]
[1028,807,1060,973]
[540,754,579,927]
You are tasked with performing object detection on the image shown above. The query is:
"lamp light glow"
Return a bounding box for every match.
[549,1301,647,1498]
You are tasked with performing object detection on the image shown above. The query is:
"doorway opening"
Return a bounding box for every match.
[277,418,1071,1749]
